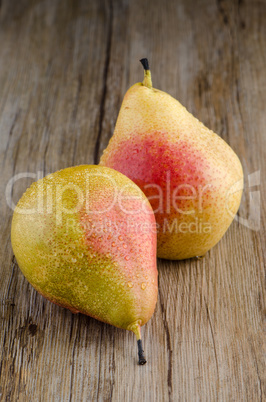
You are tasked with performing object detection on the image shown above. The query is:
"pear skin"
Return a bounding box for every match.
[100,59,243,259]
[11,165,158,364]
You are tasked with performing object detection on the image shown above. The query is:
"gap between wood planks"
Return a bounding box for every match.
[94,0,113,165]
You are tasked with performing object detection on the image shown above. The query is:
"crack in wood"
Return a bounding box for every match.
[5,256,16,300]
[95,324,103,401]
[204,297,220,396]
[109,334,116,401]
[248,337,263,402]
[69,317,78,402]
[41,87,59,176]
[3,111,20,167]
[235,77,245,132]
[71,74,82,166]
[158,277,173,402]
[93,0,113,165]
[216,0,229,25]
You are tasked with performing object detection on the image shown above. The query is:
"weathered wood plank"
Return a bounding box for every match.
[0,0,265,401]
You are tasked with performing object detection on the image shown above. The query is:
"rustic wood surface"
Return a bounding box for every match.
[0,0,265,400]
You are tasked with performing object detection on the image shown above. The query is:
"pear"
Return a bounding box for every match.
[11,165,158,364]
[100,59,243,259]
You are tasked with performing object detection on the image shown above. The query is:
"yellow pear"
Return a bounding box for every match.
[100,59,243,259]
[11,165,158,364]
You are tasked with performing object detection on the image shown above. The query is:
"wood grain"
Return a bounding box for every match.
[0,0,265,400]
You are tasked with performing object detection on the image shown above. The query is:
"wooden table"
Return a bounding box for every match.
[0,0,265,400]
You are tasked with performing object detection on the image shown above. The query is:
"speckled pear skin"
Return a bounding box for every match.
[11,165,158,339]
[100,64,243,260]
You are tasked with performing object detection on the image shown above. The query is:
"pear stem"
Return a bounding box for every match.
[128,321,147,365]
[137,339,147,365]
[140,58,152,89]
